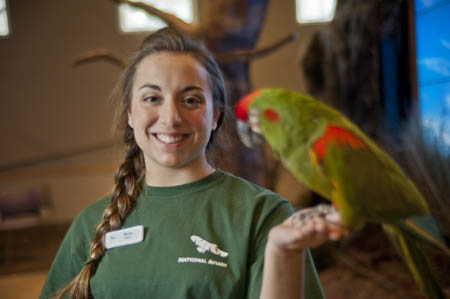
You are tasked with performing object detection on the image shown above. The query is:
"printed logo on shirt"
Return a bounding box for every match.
[190,235,228,257]
[177,235,228,268]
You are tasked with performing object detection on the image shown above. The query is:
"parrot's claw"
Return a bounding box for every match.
[289,204,343,229]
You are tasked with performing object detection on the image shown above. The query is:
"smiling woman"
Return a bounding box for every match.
[128,52,218,185]
[39,27,338,299]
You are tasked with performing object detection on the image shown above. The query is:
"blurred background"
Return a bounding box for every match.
[0,0,449,298]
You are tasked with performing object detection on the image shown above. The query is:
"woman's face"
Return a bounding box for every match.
[128,52,219,172]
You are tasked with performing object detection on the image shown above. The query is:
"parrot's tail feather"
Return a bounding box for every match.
[384,224,447,299]
[394,215,450,256]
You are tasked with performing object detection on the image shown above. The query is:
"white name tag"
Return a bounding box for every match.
[105,225,144,249]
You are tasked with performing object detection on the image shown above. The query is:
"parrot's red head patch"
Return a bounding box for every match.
[235,89,262,121]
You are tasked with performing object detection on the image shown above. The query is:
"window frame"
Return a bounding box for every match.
[117,0,198,34]
[0,0,11,38]
[295,0,337,25]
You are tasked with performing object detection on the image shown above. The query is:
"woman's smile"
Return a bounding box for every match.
[152,132,189,145]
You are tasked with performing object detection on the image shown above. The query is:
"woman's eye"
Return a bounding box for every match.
[184,97,202,106]
[144,96,159,103]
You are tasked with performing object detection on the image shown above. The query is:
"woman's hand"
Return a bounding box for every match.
[267,204,347,254]
[260,204,347,299]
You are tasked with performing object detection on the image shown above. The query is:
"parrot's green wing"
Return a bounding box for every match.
[309,125,429,227]
[309,124,449,253]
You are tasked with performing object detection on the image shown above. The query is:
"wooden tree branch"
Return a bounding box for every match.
[215,32,298,64]
[73,50,128,68]
[109,0,200,36]
[0,139,121,174]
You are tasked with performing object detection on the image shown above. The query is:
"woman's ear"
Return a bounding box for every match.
[212,110,221,131]
[128,112,134,128]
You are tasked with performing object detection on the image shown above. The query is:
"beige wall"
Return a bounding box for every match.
[0,0,322,221]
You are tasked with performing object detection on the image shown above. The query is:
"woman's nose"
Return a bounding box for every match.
[160,100,182,127]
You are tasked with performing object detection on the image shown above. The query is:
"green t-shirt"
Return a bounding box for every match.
[40,170,324,298]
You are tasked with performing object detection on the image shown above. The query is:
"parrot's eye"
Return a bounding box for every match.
[263,108,279,122]
[248,109,261,134]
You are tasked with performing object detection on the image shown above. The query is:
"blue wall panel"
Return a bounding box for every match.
[415,0,450,13]
[415,1,450,145]
[419,81,450,120]
[415,2,450,84]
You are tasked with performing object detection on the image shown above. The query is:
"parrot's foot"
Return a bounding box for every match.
[289,204,344,230]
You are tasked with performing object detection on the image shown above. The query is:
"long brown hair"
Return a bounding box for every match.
[55,27,227,299]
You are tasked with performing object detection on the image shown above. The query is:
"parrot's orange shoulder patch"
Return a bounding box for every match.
[263,108,280,122]
[312,125,367,160]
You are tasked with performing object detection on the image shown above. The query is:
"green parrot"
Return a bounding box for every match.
[235,88,449,299]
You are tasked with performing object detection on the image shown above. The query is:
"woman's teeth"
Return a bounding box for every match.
[156,134,186,144]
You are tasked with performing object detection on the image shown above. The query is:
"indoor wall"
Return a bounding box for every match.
[0,0,320,222]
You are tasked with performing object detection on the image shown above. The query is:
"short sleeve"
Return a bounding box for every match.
[39,215,89,299]
[304,248,326,298]
[245,193,293,299]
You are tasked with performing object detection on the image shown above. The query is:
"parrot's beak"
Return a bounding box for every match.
[236,116,263,148]
[237,120,254,147]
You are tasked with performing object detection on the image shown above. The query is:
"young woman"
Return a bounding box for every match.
[40,27,343,299]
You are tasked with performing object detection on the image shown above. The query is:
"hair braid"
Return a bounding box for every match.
[55,128,143,299]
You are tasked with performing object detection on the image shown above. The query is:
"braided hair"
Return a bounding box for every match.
[55,27,227,299]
